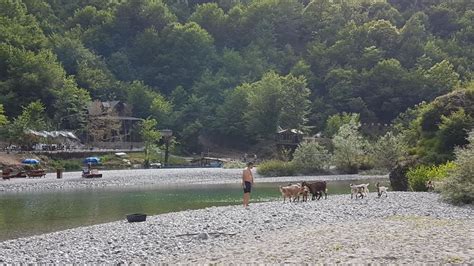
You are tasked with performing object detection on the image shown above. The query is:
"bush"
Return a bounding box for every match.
[442,131,474,204]
[49,160,82,171]
[332,115,367,173]
[407,161,456,191]
[410,89,474,164]
[291,141,331,174]
[370,132,408,171]
[62,160,82,171]
[407,165,432,191]
[324,112,359,138]
[257,160,296,177]
[358,155,375,171]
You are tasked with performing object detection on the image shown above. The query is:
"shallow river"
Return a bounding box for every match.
[0,174,385,241]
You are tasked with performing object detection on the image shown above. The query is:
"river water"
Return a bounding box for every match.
[0,169,386,241]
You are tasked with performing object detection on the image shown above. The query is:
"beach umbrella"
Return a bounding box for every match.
[84,157,100,164]
[22,159,40,165]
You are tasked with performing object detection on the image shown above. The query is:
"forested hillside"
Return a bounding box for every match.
[0,0,473,152]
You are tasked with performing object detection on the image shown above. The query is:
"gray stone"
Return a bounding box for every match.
[197,233,209,240]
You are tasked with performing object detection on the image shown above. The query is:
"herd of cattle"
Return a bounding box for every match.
[278,181,389,202]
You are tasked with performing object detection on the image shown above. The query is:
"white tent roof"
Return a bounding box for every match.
[25,130,79,140]
[276,128,304,135]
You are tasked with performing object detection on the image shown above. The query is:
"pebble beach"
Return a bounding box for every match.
[0,190,472,264]
[0,169,472,264]
[0,168,386,192]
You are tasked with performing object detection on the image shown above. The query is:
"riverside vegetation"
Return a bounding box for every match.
[258,117,473,204]
[0,0,472,202]
[0,2,472,264]
[0,0,472,152]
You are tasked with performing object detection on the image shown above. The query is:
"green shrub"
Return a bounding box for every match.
[358,155,375,171]
[409,89,474,165]
[407,165,432,191]
[407,161,456,191]
[48,160,62,170]
[257,160,296,176]
[62,160,82,171]
[49,160,82,171]
[332,116,367,174]
[99,154,113,163]
[370,132,408,171]
[324,112,359,138]
[442,131,474,204]
[292,141,331,174]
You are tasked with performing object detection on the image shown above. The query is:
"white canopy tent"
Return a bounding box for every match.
[25,130,80,141]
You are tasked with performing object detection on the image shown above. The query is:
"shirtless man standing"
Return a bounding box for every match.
[242,162,254,208]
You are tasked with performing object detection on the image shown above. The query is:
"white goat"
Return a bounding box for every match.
[376,182,388,198]
[350,183,369,199]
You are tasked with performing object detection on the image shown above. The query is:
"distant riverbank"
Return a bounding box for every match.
[0,168,387,193]
[0,192,472,264]
[0,151,188,172]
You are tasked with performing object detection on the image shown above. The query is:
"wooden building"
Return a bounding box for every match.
[276,128,304,146]
[275,128,305,156]
[87,101,143,148]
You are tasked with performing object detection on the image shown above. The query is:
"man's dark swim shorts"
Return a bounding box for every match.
[243,181,252,193]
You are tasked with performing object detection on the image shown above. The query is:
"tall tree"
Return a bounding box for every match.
[140,118,161,168]
[244,72,310,139]
[0,0,47,50]
[52,78,91,131]
[398,12,429,67]
[332,115,367,173]
[108,0,177,52]
[0,45,67,117]
[325,113,360,138]
[370,131,408,171]
[214,84,250,140]
[189,3,228,47]
[244,72,284,139]
[280,74,311,131]
[8,101,48,145]
[131,22,216,92]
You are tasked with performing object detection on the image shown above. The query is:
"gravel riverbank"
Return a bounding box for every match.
[0,192,472,264]
[0,168,386,192]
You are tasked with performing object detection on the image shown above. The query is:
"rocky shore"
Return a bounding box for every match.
[0,192,472,264]
[0,168,386,192]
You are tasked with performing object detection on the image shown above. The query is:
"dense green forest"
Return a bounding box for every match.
[0,0,473,154]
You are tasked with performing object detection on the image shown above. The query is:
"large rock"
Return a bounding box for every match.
[389,157,418,191]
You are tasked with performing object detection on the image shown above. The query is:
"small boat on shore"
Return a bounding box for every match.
[82,168,102,178]
[26,169,46,178]
[81,157,102,178]
[2,169,27,179]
